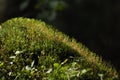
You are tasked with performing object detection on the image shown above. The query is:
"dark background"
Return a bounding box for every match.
[0,0,120,72]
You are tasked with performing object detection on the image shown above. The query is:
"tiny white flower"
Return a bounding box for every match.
[77,72,80,77]
[9,56,16,59]
[81,69,87,74]
[98,73,103,77]
[8,72,12,76]
[32,67,38,71]
[46,68,52,73]
[68,68,72,71]
[31,61,35,67]
[98,74,103,80]
[34,69,38,71]
[15,51,21,55]
[25,66,31,71]
[10,62,13,64]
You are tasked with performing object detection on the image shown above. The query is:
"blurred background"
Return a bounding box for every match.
[0,0,120,72]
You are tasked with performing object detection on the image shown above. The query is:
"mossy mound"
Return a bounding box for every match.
[0,17,119,79]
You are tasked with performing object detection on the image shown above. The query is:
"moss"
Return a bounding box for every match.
[0,17,119,79]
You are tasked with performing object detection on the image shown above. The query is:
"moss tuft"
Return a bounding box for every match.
[0,17,119,79]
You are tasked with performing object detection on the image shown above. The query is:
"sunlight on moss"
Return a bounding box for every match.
[0,17,119,79]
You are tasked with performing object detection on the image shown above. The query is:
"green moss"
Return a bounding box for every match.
[0,17,119,79]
